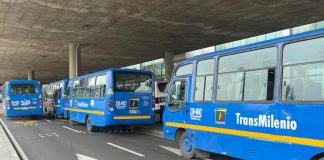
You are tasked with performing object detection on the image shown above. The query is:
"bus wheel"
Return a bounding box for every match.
[179,132,196,159]
[86,117,96,132]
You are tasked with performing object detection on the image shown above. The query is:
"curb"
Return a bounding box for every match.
[0,118,29,160]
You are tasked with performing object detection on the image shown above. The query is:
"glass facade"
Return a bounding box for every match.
[123,21,324,81]
[215,21,324,52]
[123,58,166,80]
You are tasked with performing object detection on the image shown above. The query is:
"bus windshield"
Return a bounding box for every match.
[10,84,38,94]
[114,72,152,93]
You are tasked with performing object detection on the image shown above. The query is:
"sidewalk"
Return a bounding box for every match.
[0,109,20,160]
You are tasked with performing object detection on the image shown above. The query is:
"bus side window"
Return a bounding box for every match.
[169,81,186,112]
[95,74,106,98]
[217,47,277,102]
[195,59,215,101]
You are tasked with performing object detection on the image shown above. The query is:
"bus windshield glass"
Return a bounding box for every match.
[10,84,38,94]
[114,72,152,93]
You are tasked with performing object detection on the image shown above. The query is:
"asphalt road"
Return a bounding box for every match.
[0,115,191,160]
[0,113,239,160]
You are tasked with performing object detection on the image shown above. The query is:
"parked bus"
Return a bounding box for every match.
[163,29,324,160]
[64,68,155,132]
[43,79,69,118]
[1,80,43,117]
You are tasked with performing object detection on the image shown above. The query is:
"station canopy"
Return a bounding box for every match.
[0,0,324,82]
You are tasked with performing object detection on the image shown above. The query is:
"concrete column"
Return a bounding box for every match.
[76,43,81,76]
[164,52,174,81]
[27,70,34,80]
[69,43,81,78]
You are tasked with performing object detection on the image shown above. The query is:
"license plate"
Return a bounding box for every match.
[129,110,138,114]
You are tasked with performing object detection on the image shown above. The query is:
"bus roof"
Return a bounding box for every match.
[6,80,40,84]
[70,68,153,80]
[47,79,68,85]
[179,28,324,64]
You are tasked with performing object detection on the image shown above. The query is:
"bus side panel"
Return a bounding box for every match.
[274,104,324,159]
[91,98,108,127]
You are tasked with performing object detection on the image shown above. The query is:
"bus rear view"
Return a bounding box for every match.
[2,80,43,117]
[111,70,155,125]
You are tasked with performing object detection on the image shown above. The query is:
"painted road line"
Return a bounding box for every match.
[13,120,38,125]
[62,126,82,133]
[159,145,182,156]
[44,119,52,123]
[134,130,164,138]
[107,142,145,157]
[76,153,97,160]
[0,118,29,160]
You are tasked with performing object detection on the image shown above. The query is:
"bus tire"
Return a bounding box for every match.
[86,117,97,132]
[179,131,196,159]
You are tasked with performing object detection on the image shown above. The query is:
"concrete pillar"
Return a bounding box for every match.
[69,43,81,78]
[164,52,174,81]
[27,70,34,80]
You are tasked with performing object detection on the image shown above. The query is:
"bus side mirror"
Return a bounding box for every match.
[63,94,67,100]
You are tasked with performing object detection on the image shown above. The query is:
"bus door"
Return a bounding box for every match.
[165,78,189,124]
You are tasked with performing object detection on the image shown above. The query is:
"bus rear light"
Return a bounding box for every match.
[108,99,114,111]
[6,102,10,108]
[152,99,155,111]
[39,100,43,107]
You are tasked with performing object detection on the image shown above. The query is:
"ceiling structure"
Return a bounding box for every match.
[0,0,324,82]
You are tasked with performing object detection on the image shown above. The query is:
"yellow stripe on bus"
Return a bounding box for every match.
[13,107,37,110]
[53,105,60,107]
[64,108,105,115]
[165,122,324,148]
[113,116,151,120]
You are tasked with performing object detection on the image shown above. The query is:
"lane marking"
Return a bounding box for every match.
[107,142,145,157]
[159,145,182,156]
[62,126,82,133]
[134,130,164,138]
[44,119,52,123]
[76,153,97,160]
[13,120,38,125]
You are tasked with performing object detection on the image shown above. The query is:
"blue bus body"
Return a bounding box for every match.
[65,68,155,131]
[43,79,69,118]
[163,29,324,160]
[2,80,43,117]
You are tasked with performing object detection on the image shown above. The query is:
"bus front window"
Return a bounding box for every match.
[168,81,186,112]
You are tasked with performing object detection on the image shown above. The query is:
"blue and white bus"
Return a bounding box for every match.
[163,29,324,160]
[64,68,155,132]
[2,80,43,117]
[43,79,69,118]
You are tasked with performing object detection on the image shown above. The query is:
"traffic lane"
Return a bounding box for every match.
[49,120,186,160]
[1,116,143,160]
[0,116,185,160]
[0,115,78,160]
[57,121,231,160]
[1,115,232,160]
